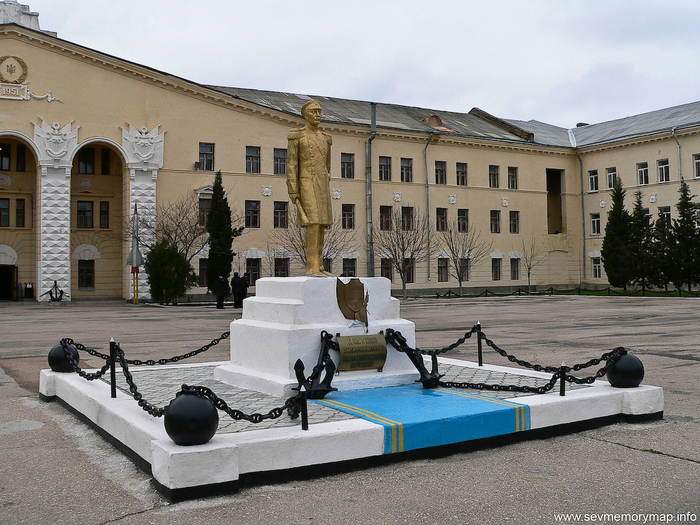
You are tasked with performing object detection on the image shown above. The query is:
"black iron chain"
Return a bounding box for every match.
[122,331,230,365]
[439,371,561,395]
[384,327,478,357]
[59,339,111,380]
[114,343,166,417]
[180,384,300,423]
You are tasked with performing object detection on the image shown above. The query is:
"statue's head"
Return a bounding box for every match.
[301,99,322,125]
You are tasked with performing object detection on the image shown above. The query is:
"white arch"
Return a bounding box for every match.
[0,244,18,265]
[0,130,42,162]
[71,137,129,167]
[72,244,102,260]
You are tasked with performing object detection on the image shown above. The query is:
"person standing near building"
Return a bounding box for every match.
[215,275,227,309]
[287,99,334,276]
[230,272,247,308]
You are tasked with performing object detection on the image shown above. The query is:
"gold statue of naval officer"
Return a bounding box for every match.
[287,99,334,276]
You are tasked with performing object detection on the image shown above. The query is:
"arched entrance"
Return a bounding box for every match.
[0,135,38,300]
[70,140,127,299]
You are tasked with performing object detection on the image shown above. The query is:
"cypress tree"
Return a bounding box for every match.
[629,190,653,294]
[601,176,632,292]
[650,208,673,291]
[206,171,241,295]
[669,180,700,292]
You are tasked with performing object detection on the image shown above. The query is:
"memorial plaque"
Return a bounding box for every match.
[336,334,387,372]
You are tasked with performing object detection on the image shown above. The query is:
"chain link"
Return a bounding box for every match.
[114,343,166,417]
[122,331,230,365]
[59,339,111,380]
[180,384,300,423]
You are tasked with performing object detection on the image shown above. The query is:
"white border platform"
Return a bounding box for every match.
[39,358,664,501]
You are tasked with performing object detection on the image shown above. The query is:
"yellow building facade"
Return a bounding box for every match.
[1,20,700,302]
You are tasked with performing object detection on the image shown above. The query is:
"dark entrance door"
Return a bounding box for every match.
[0,265,15,300]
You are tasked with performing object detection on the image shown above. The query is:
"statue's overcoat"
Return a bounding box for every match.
[286,126,333,226]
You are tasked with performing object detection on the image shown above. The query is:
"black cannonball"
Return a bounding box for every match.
[606,352,644,388]
[48,343,79,373]
[164,391,219,446]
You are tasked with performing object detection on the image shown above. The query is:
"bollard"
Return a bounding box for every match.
[476,321,483,367]
[48,342,79,372]
[110,338,117,399]
[559,362,566,396]
[164,390,219,446]
[606,352,644,388]
[300,390,309,431]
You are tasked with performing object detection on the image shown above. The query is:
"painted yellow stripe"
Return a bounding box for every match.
[317,398,405,453]
[436,387,527,432]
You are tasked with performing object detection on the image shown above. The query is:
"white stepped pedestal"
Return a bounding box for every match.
[214,277,418,396]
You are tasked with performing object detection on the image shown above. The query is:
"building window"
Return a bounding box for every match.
[0,199,8,227]
[658,159,670,183]
[78,148,95,175]
[199,259,208,287]
[694,154,700,178]
[404,258,415,283]
[342,258,356,277]
[341,153,355,179]
[245,200,260,228]
[274,257,290,277]
[510,258,520,280]
[438,258,449,282]
[273,148,287,175]
[509,210,520,234]
[199,197,212,226]
[78,260,95,289]
[637,162,649,185]
[246,146,261,174]
[16,199,25,228]
[199,143,215,171]
[592,257,602,279]
[401,206,414,231]
[379,205,392,230]
[323,258,333,274]
[16,144,26,172]
[489,165,499,188]
[436,207,447,231]
[435,161,447,185]
[457,209,469,232]
[273,201,288,228]
[460,258,470,281]
[77,201,94,229]
[588,170,599,192]
[246,258,261,285]
[591,213,601,235]
[400,158,413,182]
[606,167,617,189]
[101,148,111,175]
[381,258,392,281]
[659,206,671,225]
[0,144,10,171]
[492,258,501,281]
[456,162,468,186]
[508,167,518,190]
[490,210,501,233]
[379,156,391,181]
[100,201,109,229]
[342,203,355,229]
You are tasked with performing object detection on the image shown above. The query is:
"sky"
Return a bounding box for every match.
[23,0,700,129]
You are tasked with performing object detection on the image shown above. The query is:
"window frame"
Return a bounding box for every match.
[78,148,95,175]
[342,258,356,277]
[273,148,287,175]
[378,156,391,181]
[637,162,649,186]
[99,201,109,229]
[379,205,392,230]
[401,206,414,231]
[380,258,393,282]
[400,158,413,182]
[457,208,469,233]
[245,200,260,228]
[198,197,212,226]
[490,210,501,234]
[588,170,599,192]
[246,146,261,174]
[509,210,520,234]
[510,257,520,280]
[77,201,94,229]
[0,143,10,171]
[435,207,447,231]
[456,162,468,186]
[0,198,9,227]
[199,143,215,171]
[340,153,355,179]
[606,167,617,189]
[488,165,499,188]
[273,201,288,229]
[15,198,25,228]
[507,166,518,190]
[435,160,447,185]
[592,257,602,279]
[274,257,290,277]
[78,259,95,289]
[437,257,449,282]
[491,258,502,281]
[657,158,670,183]
[591,213,601,236]
[341,203,355,229]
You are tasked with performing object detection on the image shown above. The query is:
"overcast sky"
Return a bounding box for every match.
[25,0,700,128]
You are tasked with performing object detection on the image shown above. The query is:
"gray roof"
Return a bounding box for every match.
[569,101,700,147]
[206,86,553,146]
[208,86,700,151]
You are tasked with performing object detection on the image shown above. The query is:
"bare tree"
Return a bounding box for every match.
[371,205,432,300]
[520,236,547,293]
[267,212,358,272]
[436,219,492,296]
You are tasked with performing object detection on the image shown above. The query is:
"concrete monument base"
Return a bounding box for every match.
[214,276,418,396]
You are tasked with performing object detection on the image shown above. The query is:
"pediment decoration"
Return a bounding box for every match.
[121,123,165,171]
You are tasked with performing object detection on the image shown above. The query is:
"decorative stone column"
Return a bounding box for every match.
[122,123,165,301]
[33,119,79,302]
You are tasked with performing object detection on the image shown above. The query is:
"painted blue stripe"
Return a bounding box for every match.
[312,383,530,454]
